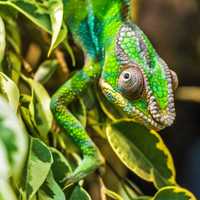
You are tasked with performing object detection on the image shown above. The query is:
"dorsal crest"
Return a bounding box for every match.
[64,0,132,59]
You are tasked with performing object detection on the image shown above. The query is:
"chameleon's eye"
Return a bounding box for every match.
[170,70,178,91]
[118,67,144,99]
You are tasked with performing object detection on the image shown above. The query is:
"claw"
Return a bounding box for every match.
[62,154,105,189]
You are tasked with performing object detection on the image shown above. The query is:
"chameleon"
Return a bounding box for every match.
[50,0,178,185]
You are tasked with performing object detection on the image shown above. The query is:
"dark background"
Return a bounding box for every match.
[136,0,200,197]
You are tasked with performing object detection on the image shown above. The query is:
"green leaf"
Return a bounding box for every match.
[106,120,176,188]
[50,148,72,187]
[0,180,17,200]
[23,137,53,199]
[69,186,91,200]
[0,139,10,179]
[153,186,197,200]
[34,59,58,84]
[0,6,17,19]
[0,0,68,55]
[48,0,64,56]
[0,0,51,32]
[0,72,20,113]
[0,16,6,64]
[52,24,68,52]
[22,76,53,140]
[0,97,27,179]
[7,51,21,84]
[38,171,66,200]
[20,94,38,136]
[0,1,72,61]
[0,10,21,54]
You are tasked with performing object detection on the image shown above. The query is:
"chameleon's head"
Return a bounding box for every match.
[100,23,178,131]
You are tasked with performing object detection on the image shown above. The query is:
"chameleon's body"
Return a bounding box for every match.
[51,0,178,185]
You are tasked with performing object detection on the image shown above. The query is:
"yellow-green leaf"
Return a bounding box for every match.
[105,188,123,200]
[0,16,6,64]
[0,0,51,32]
[23,137,53,199]
[0,139,10,179]
[38,171,66,200]
[70,186,91,200]
[20,94,38,136]
[0,97,27,180]
[0,72,20,113]
[50,148,72,187]
[0,180,17,200]
[0,11,21,54]
[7,51,21,84]
[34,59,58,84]
[106,120,176,188]
[22,76,53,140]
[48,0,64,56]
[0,1,72,60]
[134,197,150,200]
[153,186,197,200]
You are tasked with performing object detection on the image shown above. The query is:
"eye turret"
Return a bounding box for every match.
[118,66,144,99]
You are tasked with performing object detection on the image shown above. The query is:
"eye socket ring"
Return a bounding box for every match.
[118,66,144,99]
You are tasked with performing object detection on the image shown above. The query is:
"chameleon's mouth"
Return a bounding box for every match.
[99,79,176,131]
[146,85,176,130]
[148,95,176,130]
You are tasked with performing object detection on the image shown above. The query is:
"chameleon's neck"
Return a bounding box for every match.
[64,0,127,61]
[101,3,125,51]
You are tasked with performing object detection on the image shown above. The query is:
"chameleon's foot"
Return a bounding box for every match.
[63,154,105,188]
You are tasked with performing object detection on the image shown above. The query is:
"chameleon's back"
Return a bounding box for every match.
[63,0,128,60]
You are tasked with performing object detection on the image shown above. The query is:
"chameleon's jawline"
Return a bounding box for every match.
[99,79,174,131]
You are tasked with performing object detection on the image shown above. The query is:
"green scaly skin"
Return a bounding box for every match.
[50,0,178,185]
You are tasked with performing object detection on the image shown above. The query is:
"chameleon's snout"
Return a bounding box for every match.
[149,107,176,130]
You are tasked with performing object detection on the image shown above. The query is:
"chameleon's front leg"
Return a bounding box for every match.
[50,64,104,185]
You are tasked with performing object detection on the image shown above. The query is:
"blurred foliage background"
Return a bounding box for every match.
[136,0,200,197]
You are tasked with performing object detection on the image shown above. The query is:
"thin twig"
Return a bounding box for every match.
[55,48,69,76]
[176,86,200,103]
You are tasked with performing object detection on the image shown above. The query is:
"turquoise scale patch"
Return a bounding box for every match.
[78,15,104,60]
